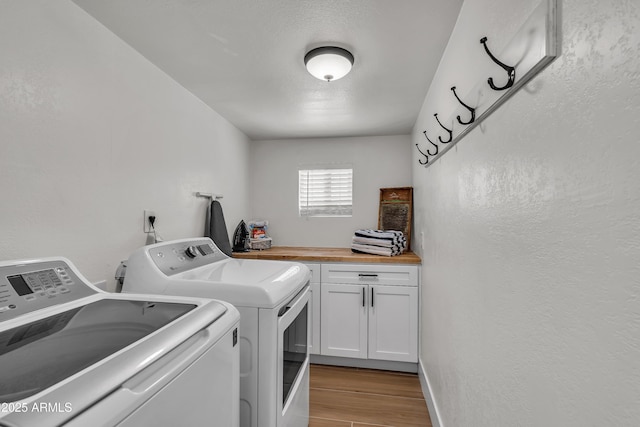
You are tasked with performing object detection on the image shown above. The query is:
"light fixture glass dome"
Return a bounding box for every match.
[304,46,354,82]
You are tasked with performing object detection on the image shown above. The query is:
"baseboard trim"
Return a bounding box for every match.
[310,354,418,373]
[418,357,443,427]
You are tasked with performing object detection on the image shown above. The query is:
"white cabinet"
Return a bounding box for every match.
[368,285,418,362]
[320,283,368,358]
[319,263,418,363]
[302,263,321,355]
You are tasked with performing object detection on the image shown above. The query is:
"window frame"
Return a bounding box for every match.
[298,167,353,218]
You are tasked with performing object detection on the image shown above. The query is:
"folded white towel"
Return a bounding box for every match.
[352,236,406,252]
[351,243,402,257]
[356,236,406,247]
[353,229,406,248]
[354,229,404,241]
[352,236,396,247]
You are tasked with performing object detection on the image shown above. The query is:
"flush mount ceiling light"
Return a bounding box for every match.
[304,46,354,82]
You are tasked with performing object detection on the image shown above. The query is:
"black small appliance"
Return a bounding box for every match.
[232,220,250,252]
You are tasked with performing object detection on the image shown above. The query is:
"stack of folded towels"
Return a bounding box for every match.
[351,229,407,256]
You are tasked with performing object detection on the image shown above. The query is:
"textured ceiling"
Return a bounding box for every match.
[72,0,463,141]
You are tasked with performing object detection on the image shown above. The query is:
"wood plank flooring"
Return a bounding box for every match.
[309,364,432,427]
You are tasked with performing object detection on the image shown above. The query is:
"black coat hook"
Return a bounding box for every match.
[415,143,429,165]
[480,36,515,91]
[434,113,452,143]
[423,131,439,156]
[451,86,475,125]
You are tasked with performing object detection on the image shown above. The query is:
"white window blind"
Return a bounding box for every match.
[299,168,353,217]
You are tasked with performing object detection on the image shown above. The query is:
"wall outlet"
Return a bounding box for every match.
[143,210,156,233]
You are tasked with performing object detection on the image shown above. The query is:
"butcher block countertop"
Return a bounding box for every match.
[232,246,421,264]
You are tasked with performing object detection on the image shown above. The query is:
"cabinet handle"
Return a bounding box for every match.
[362,287,365,307]
[371,287,374,307]
[358,273,378,278]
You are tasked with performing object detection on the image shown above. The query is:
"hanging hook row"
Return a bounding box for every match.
[480,36,516,91]
[416,35,525,166]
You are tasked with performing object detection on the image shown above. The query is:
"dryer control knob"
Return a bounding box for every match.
[185,246,198,258]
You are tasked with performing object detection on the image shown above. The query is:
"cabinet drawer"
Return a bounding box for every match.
[303,263,321,284]
[321,263,417,286]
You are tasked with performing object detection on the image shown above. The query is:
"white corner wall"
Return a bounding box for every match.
[250,135,412,247]
[412,0,640,426]
[0,0,250,289]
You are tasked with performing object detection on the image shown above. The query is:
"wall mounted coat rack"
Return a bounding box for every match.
[417,0,558,167]
[195,192,223,200]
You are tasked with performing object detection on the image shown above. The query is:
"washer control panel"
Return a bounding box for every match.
[0,260,97,322]
[148,239,229,276]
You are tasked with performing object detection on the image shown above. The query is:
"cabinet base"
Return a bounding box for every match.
[310,354,418,374]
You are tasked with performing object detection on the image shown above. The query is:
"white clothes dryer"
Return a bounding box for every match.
[122,237,311,427]
[0,257,239,427]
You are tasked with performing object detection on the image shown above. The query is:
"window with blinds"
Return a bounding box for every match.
[299,168,353,217]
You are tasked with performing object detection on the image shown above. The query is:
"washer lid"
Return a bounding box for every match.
[173,258,310,308]
[0,299,196,402]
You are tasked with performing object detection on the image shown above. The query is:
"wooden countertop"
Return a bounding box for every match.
[232,246,421,264]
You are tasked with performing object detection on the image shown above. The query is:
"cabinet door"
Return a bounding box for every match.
[368,285,418,362]
[320,283,368,359]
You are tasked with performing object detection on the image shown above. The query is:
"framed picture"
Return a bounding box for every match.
[378,187,413,250]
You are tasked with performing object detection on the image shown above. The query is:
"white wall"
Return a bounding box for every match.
[412,0,640,426]
[250,135,412,247]
[0,0,250,289]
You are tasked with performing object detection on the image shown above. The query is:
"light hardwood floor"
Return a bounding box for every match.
[309,364,432,427]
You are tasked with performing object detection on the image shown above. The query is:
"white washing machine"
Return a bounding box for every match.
[0,257,240,427]
[122,237,311,427]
